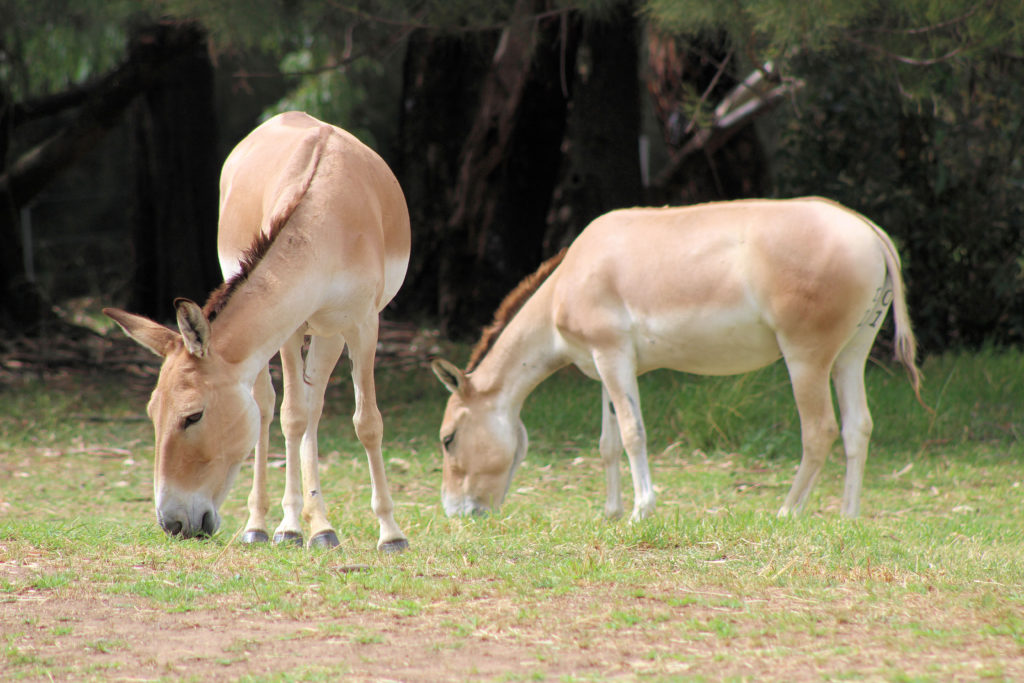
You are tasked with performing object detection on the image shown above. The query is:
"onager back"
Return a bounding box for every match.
[106,112,410,551]
[432,198,921,521]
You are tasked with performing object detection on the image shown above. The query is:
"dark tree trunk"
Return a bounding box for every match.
[129,22,221,320]
[396,2,575,337]
[490,11,579,294]
[0,49,151,331]
[0,20,220,331]
[393,30,494,328]
[545,2,643,251]
[0,82,44,330]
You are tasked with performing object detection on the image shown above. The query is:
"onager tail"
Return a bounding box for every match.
[866,218,925,407]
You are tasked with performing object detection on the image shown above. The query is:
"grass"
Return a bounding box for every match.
[0,341,1022,680]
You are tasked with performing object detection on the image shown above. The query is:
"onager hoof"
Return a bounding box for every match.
[309,530,340,549]
[241,529,270,544]
[604,506,625,521]
[378,538,410,554]
[273,530,304,546]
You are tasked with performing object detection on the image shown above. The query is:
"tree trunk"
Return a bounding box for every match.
[544,2,643,251]
[0,50,150,330]
[0,20,219,331]
[129,22,221,320]
[393,30,494,328]
[396,2,575,337]
[0,81,45,330]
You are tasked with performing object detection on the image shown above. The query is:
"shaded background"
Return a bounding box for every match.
[1,0,1021,352]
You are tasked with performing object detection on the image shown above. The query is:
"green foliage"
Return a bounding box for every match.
[4,0,1023,349]
[265,52,402,152]
[645,0,876,56]
[644,0,1024,70]
[771,46,1024,349]
[0,0,148,98]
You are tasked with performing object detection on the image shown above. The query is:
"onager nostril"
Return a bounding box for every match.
[163,519,184,536]
[200,510,217,537]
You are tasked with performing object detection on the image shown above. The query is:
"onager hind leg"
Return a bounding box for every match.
[831,327,879,519]
[599,386,625,520]
[242,365,275,543]
[778,356,840,517]
[344,316,408,553]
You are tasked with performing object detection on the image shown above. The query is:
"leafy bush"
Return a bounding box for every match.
[772,48,1024,352]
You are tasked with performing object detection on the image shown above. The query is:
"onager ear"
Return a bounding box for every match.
[431,358,466,395]
[103,308,180,358]
[174,298,211,358]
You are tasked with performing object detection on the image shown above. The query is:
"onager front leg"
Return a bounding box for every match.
[275,331,309,545]
[594,352,656,522]
[298,334,347,548]
[242,365,275,543]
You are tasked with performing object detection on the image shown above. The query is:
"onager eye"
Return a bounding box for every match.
[442,432,455,451]
[182,411,204,429]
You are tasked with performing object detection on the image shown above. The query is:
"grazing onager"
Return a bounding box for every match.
[105,111,410,551]
[432,197,922,521]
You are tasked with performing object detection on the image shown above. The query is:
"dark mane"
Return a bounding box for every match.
[202,231,276,322]
[466,247,567,372]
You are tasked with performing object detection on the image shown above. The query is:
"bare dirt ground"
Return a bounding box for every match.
[4,558,1021,682]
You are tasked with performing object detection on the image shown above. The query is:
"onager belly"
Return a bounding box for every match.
[632,307,783,376]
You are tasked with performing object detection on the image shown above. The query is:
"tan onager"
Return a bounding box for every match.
[105,111,410,551]
[432,197,922,521]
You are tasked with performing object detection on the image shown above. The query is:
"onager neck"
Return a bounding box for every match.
[208,251,319,385]
[469,285,569,414]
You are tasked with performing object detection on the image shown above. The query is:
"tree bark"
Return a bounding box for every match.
[396,2,574,337]
[394,30,494,327]
[545,2,643,251]
[128,22,221,319]
[0,20,219,331]
[0,36,153,330]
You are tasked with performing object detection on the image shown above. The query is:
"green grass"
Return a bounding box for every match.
[0,344,1022,680]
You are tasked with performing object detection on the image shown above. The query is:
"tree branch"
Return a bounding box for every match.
[843,34,970,66]
[0,22,203,212]
[848,0,989,37]
[653,64,803,188]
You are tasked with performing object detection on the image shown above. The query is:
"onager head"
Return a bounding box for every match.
[431,359,527,517]
[105,299,259,538]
